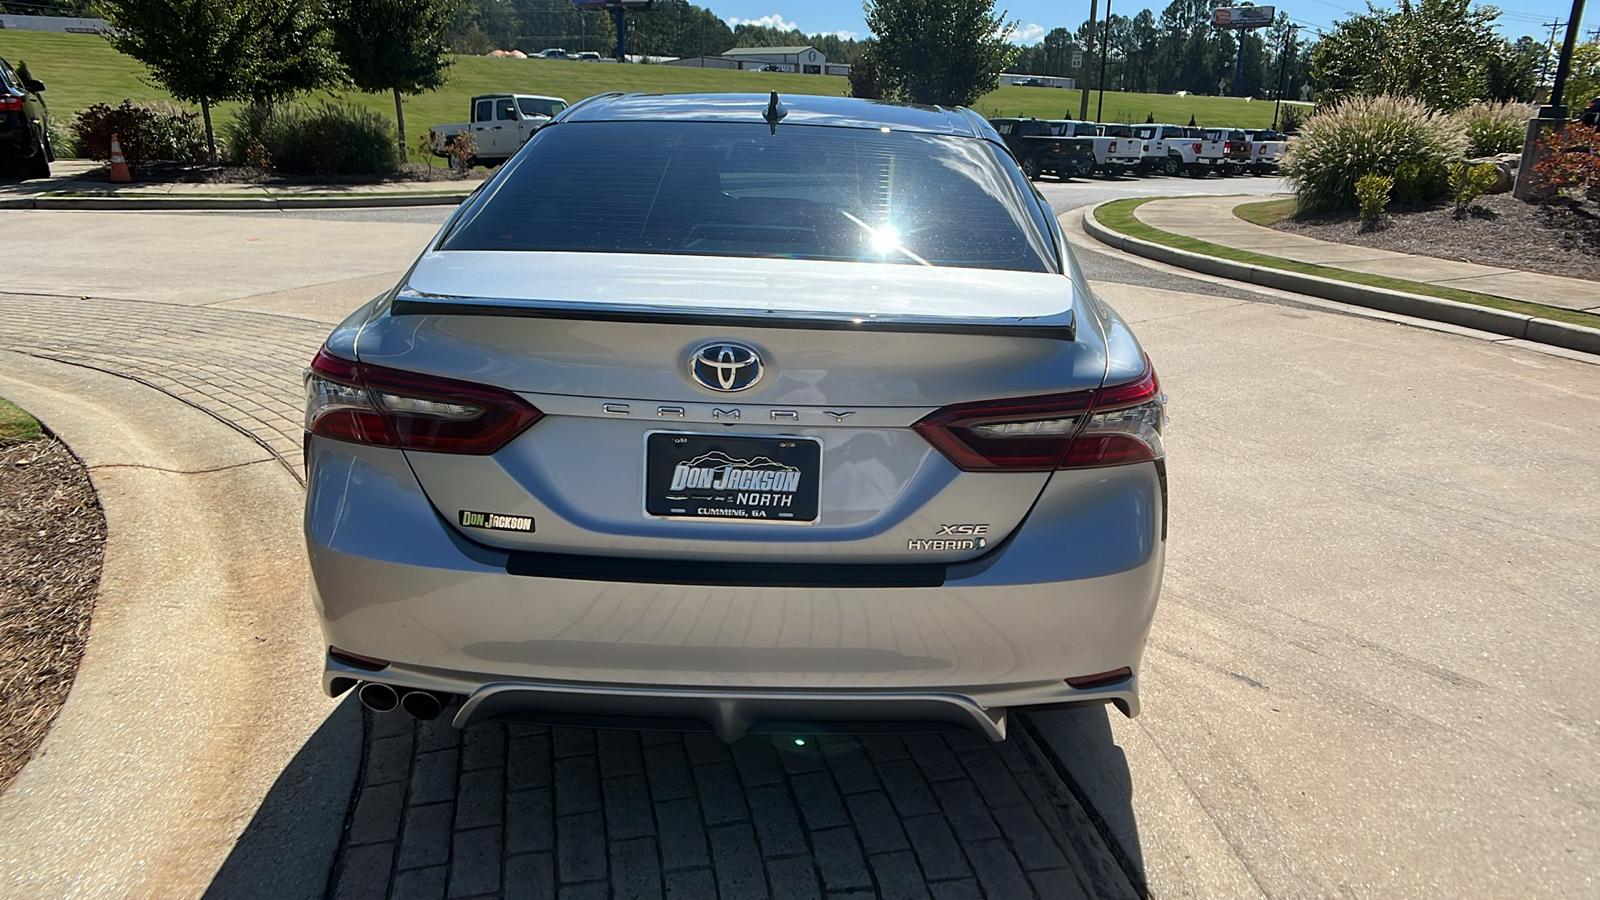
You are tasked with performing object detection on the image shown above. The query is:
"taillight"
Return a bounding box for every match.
[1109,140,1118,152]
[913,361,1165,472]
[304,347,542,454]
[0,95,22,113]
[1192,142,1203,154]
[1051,141,1062,153]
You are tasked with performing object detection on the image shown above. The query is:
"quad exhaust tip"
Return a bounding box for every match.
[401,690,445,721]
[357,682,399,713]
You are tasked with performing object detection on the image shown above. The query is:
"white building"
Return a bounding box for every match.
[1000,73,1076,90]
[0,15,108,33]
[721,46,828,75]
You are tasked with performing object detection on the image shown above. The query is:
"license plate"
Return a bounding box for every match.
[645,432,821,523]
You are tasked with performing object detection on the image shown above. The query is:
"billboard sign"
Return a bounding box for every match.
[1212,6,1276,29]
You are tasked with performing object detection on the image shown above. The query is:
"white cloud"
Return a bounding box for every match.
[826,30,860,40]
[1012,23,1047,45]
[726,14,800,32]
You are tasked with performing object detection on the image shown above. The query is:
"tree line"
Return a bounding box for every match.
[95,0,458,161]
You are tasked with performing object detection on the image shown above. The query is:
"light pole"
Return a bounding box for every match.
[1096,0,1113,122]
[1514,0,1589,197]
[1272,24,1298,130]
[1079,0,1099,121]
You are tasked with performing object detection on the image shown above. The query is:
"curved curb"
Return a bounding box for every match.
[0,191,470,211]
[1082,202,1600,356]
[0,355,357,899]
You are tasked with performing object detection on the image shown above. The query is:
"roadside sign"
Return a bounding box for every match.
[1072,50,1084,69]
[1212,6,1275,28]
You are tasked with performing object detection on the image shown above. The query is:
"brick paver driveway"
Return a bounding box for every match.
[0,291,1136,899]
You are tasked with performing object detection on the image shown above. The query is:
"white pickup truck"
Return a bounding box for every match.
[1244,129,1289,175]
[430,94,568,168]
[1132,123,1226,177]
[1050,120,1141,175]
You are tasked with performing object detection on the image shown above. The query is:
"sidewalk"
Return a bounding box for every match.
[0,160,476,210]
[1135,195,1600,313]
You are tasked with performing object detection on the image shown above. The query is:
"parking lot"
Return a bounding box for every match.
[0,175,1595,898]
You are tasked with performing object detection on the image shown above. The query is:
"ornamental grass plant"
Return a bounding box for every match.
[1453,100,1534,157]
[1282,95,1465,214]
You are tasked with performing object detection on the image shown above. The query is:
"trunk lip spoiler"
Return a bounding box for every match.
[389,290,1077,343]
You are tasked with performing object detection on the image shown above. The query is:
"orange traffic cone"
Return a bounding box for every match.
[109,133,132,183]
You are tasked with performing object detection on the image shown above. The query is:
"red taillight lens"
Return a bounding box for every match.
[913,361,1165,472]
[1109,140,1118,152]
[305,347,542,454]
[1192,142,1203,154]
[0,95,22,112]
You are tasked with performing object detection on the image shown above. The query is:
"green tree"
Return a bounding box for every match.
[246,0,344,106]
[1567,41,1600,110]
[99,0,257,160]
[866,0,1017,106]
[1310,0,1501,111]
[329,0,460,158]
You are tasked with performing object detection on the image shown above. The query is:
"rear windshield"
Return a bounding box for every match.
[443,121,1056,272]
[518,97,566,117]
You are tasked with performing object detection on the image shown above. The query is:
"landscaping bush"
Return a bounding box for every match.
[1278,104,1307,134]
[1454,100,1532,157]
[1355,173,1393,226]
[71,100,209,165]
[223,103,400,176]
[1532,123,1600,201]
[1281,94,1466,214]
[1449,162,1500,215]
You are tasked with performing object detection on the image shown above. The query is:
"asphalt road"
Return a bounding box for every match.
[1,171,1595,898]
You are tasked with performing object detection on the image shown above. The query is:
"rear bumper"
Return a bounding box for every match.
[306,438,1164,737]
[0,124,37,158]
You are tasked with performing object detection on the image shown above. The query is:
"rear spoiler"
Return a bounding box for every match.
[390,291,1077,343]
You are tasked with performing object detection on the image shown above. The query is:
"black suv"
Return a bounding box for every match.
[0,56,51,178]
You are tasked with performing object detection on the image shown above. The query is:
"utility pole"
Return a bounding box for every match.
[1096,0,1113,122]
[1539,21,1566,90]
[1272,25,1298,130]
[1079,0,1099,120]
[1516,0,1589,198]
[1548,0,1589,113]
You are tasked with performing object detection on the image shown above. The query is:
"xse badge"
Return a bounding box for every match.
[910,524,990,551]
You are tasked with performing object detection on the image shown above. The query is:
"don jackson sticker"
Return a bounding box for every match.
[459,510,535,533]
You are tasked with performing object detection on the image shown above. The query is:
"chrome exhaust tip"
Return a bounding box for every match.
[357,682,399,713]
[401,690,445,721]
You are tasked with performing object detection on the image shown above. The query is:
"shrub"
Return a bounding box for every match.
[223,103,400,176]
[1281,94,1465,214]
[1531,123,1600,200]
[1355,173,1393,225]
[420,129,476,169]
[1278,104,1307,134]
[1453,100,1532,157]
[1449,162,1500,215]
[71,100,209,165]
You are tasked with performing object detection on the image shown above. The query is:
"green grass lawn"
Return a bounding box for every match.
[1,29,1296,153]
[1094,197,1600,330]
[0,397,41,446]
[1233,197,1296,227]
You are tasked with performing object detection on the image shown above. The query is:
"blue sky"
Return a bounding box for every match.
[715,1,1593,45]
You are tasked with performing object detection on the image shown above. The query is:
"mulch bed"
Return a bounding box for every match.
[1270,193,1600,281]
[0,435,105,795]
[78,160,486,186]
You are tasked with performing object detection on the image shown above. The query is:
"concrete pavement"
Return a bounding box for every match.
[0,353,357,899]
[1134,195,1600,313]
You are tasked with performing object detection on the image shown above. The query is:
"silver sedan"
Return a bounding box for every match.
[303,93,1167,741]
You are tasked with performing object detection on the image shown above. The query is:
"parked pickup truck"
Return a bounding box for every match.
[1050,120,1141,176]
[1204,128,1253,176]
[430,94,568,168]
[988,117,1097,180]
[1132,123,1225,177]
[1244,129,1288,174]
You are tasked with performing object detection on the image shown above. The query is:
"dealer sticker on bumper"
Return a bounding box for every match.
[459,510,534,533]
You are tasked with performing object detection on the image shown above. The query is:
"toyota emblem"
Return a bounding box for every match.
[689,342,764,392]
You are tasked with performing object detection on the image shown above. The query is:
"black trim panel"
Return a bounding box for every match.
[506,549,947,588]
[391,296,1075,343]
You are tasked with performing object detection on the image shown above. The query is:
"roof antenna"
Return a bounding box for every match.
[763,91,787,135]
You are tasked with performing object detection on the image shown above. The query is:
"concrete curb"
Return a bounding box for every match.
[0,354,357,898]
[1082,202,1600,356]
[0,191,470,211]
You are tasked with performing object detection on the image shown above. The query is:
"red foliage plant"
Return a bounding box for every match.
[1533,123,1600,199]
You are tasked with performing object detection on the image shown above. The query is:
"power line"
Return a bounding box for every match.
[1540,20,1567,86]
